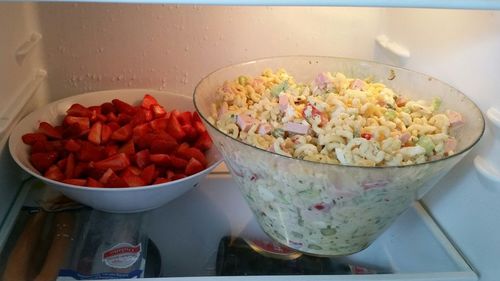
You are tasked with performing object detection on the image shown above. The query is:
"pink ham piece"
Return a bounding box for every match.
[279,95,289,112]
[314,72,331,90]
[350,79,365,90]
[236,114,258,132]
[283,122,310,135]
[258,123,272,135]
[447,110,465,127]
[444,138,458,153]
[399,132,411,144]
[396,96,408,107]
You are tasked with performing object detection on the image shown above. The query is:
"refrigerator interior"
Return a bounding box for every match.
[0,2,499,280]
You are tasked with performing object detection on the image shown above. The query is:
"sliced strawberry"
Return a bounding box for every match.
[150,154,171,166]
[57,157,67,170]
[119,139,135,155]
[170,173,186,181]
[22,133,47,145]
[122,166,142,177]
[65,153,76,179]
[107,121,120,131]
[192,111,203,123]
[87,177,104,187]
[106,112,119,123]
[38,122,62,139]
[62,178,87,186]
[170,155,188,169]
[185,157,204,176]
[104,144,119,157]
[177,111,192,125]
[100,102,116,114]
[111,124,132,142]
[193,121,207,134]
[176,146,207,166]
[63,116,90,131]
[151,104,166,118]
[150,139,178,154]
[64,139,81,152]
[112,99,137,115]
[101,124,112,144]
[99,168,116,184]
[62,123,84,139]
[44,165,65,181]
[123,174,146,187]
[181,124,198,142]
[117,113,132,126]
[77,141,103,162]
[74,161,89,178]
[141,94,159,109]
[88,121,102,145]
[91,152,130,171]
[194,131,212,151]
[140,164,157,185]
[30,152,58,173]
[149,117,168,131]
[66,103,90,117]
[134,149,150,168]
[153,177,170,184]
[106,174,128,188]
[166,114,186,141]
[134,133,156,150]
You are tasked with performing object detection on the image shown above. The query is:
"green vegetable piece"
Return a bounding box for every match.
[271,128,285,138]
[320,227,337,236]
[270,80,289,97]
[238,75,248,86]
[431,97,442,112]
[384,109,397,120]
[307,244,323,250]
[417,135,435,155]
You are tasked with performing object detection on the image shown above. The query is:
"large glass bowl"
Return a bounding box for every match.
[193,56,485,256]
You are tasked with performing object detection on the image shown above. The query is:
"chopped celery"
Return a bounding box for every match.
[431,97,442,112]
[417,135,435,155]
[270,80,289,97]
[384,109,397,120]
[238,75,248,86]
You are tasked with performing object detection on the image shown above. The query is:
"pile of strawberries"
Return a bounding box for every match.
[21,94,213,187]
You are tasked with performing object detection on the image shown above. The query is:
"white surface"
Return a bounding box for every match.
[8,89,222,213]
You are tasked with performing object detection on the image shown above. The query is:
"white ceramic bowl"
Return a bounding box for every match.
[9,89,222,213]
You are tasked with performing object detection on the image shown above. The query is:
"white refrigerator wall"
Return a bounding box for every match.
[1,3,499,280]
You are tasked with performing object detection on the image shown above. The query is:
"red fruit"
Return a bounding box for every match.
[176,146,207,166]
[106,112,119,122]
[38,122,62,139]
[141,164,157,184]
[111,124,132,142]
[141,94,159,109]
[74,161,89,178]
[62,178,87,186]
[65,153,76,179]
[101,124,112,144]
[153,177,170,184]
[194,131,212,151]
[134,149,150,168]
[151,104,166,118]
[170,173,186,181]
[122,174,146,187]
[150,154,171,166]
[22,133,47,145]
[66,103,90,117]
[192,111,203,123]
[87,177,104,187]
[64,139,81,152]
[104,144,119,157]
[150,139,178,154]
[119,139,135,155]
[99,168,116,184]
[63,116,90,131]
[361,132,372,140]
[177,111,192,125]
[181,124,198,141]
[88,121,102,145]
[185,157,204,176]
[130,110,147,127]
[107,122,120,131]
[91,153,130,171]
[100,102,116,114]
[112,99,137,115]
[149,117,168,131]
[62,123,84,139]
[122,166,142,177]
[134,133,156,150]
[44,165,65,181]
[77,141,103,162]
[117,113,132,126]
[30,152,58,173]
[193,121,207,134]
[106,174,128,188]
[166,115,186,141]
[170,155,188,169]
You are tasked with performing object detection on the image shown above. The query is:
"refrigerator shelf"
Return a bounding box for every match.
[0,170,477,280]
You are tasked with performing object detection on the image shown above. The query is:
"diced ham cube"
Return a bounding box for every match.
[236,114,257,132]
[283,122,310,135]
[279,95,289,112]
[314,72,331,90]
[258,123,272,135]
[444,138,458,153]
[447,110,465,127]
[350,79,365,90]
[396,96,408,107]
[399,132,411,144]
